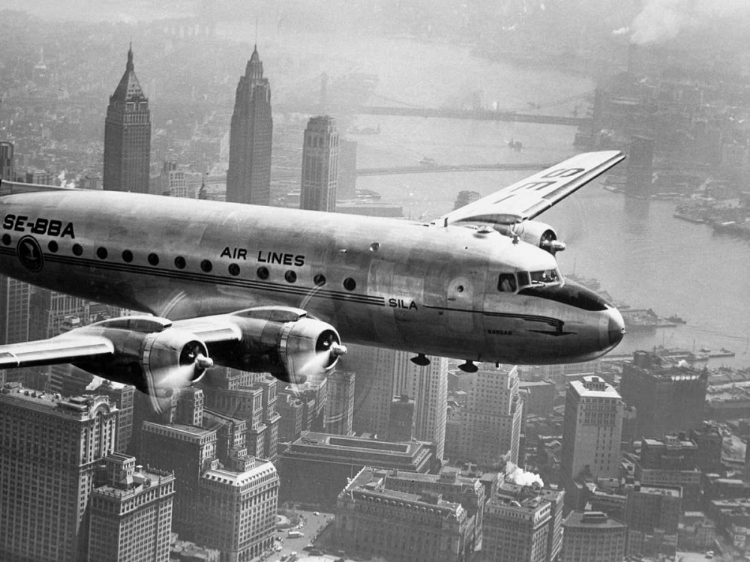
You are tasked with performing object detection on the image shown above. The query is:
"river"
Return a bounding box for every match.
[219,23,750,368]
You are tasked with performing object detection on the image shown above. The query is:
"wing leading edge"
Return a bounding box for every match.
[434,150,625,227]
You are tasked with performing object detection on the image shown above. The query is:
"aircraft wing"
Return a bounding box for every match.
[435,150,625,227]
[0,307,345,414]
[0,335,114,369]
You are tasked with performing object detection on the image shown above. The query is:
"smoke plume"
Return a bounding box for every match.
[504,461,544,488]
[629,0,750,45]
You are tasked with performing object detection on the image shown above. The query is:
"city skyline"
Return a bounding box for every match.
[1,3,750,561]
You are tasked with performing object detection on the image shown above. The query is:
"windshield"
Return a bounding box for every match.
[498,269,562,293]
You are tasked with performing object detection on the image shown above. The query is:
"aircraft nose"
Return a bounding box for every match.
[607,307,626,348]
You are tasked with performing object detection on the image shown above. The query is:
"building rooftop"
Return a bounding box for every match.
[564,511,627,529]
[0,382,116,420]
[637,485,682,497]
[570,376,621,399]
[202,460,277,488]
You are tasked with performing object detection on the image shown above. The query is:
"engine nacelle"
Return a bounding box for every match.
[72,318,213,414]
[217,308,346,386]
[498,220,566,255]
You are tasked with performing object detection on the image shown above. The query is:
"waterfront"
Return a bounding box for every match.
[229,24,750,370]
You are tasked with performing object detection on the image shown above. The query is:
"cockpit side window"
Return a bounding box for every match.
[498,273,517,293]
[517,271,531,288]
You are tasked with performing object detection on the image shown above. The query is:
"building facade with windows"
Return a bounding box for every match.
[0,383,118,562]
[227,46,273,206]
[88,453,175,562]
[103,46,151,193]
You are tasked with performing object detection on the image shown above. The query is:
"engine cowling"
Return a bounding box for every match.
[72,318,213,414]
[216,308,347,385]
[499,220,565,255]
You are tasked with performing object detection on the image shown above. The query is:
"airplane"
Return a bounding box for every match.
[0,150,626,413]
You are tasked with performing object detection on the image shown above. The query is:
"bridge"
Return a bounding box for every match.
[275,103,591,127]
[355,162,551,176]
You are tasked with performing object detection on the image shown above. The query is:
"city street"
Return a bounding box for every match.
[267,510,340,562]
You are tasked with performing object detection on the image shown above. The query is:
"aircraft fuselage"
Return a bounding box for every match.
[0,189,623,365]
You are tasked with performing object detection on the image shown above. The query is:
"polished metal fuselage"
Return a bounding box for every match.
[0,189,621,364]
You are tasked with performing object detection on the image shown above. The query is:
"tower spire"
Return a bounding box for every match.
[127,42,134,72]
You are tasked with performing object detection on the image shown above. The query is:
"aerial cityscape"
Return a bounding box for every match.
[1,1,750,561]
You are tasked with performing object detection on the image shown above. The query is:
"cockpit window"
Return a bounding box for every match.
[517,271,530,288]
[530,269,560,284]
[498,273,517,293]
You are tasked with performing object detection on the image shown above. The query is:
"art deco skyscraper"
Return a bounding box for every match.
[300,116,339,212]
[103,46,151,193]
[227,45,273,205]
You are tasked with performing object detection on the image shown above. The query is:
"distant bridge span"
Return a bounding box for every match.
[276,103,591,127]
[355,162,551,176]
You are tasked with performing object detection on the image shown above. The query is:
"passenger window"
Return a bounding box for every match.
[498,274,517,293]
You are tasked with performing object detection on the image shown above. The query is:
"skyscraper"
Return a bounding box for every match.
[88,453,175,561]
[103,45,151,193]
[227,45,273,206]
[139,419,279,561]
[483,483,552,562]
[455,364,522,467]
[0,383,119,562]
[560,376,623,511]
[346,344,397,437]
[300,116,339,212]
[325,370,355,435]
[0,141,15,180]
[393,351,448,460]
[620,350,708,439]
[0,276,32,344]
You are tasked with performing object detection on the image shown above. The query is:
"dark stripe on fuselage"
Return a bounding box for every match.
[424,304,567,332]
[3,247,387,307]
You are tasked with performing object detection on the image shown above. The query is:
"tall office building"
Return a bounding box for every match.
[0,383,119,562]
[637,435,702,509]
[139,420,279,561]
[325,370,355,435]
[199,368,279,461]
[454,364,522,467]
[300,116,339,212]
[157,160,187,197]
[620,351,708,439]
[88,453,175,561]
[625,484,682,556]
[0,276,32,344]
[393,351,448,460]
[389,394,415,441]
[561,511,627,562]
[345,344,397,437]
[483,483,553,562]
[103,45,151,193]
[337,139,358,200]
[0,141,15,180]
[227,45,273,206]
[560,376,623,511]
[96,381,135,453]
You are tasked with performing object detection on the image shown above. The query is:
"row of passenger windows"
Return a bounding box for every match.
[1,234,358,291]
